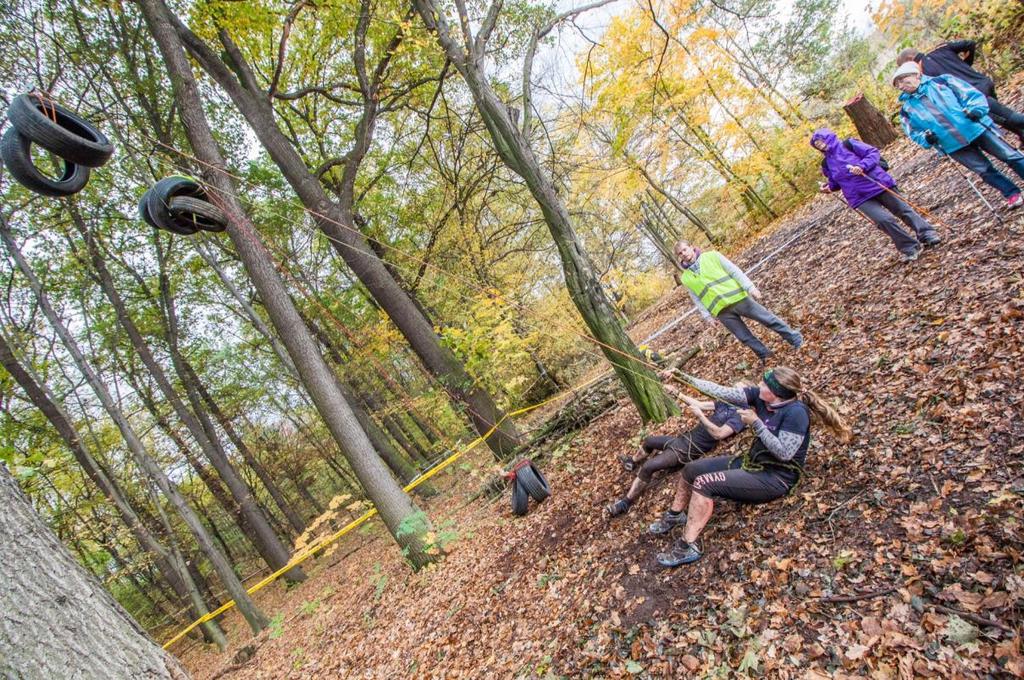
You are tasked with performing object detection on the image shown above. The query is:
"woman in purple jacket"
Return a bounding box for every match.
[811,128,940,262]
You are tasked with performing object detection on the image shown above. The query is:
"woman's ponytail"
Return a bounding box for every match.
[772,366,851,443]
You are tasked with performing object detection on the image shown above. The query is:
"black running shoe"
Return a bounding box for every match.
[605,499,631,517]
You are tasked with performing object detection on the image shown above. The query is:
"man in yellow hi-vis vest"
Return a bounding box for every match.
[674,241,802,363]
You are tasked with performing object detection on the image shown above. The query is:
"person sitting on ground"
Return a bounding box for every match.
[892,62,1024,210]
[811,128,940,263]
[607,393,745,523]
[897,41,1024,147]
[654,366,851,567]
[674,240,803,365]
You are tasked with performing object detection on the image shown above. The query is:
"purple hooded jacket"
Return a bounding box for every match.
[811,128,896,208]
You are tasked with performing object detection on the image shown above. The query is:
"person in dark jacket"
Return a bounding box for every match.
[892,63,1024,210]
[897,41,1024,146]
[607,393,744,523]
[811,128,940,262]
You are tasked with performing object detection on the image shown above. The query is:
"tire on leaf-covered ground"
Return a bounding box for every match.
[7,93,113,168]
[1,127,90,197]
[168,195,226,232]
[511,477,529,516]
[516,462,550,502]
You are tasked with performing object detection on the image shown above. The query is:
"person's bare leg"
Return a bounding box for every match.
[683,492,714,543]
[625,477,647,502]
[670,476,692,513]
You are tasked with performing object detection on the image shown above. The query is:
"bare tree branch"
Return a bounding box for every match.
[522,0,619,136]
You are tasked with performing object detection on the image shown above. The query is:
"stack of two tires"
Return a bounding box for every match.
[1,93,113,197]
[139,176,227,236]
[511,460,550,516]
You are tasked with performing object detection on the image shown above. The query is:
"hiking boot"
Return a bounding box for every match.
[920,232,942,247]
[789,333,804,350]
[606,498,632,517]
[648,510,687,534]
[1008,194,1023,210]
[900,247,921,263]
[657,539,702,567]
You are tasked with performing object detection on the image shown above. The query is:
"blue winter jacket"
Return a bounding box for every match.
[898,74,993,153]
[811,129,896,208]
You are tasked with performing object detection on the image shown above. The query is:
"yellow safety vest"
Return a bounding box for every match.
[680,251,748,317]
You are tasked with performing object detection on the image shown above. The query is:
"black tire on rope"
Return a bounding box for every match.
[7,93,114,168]
[1,127,90,197]
[138,192,159,229]
[516,462,550,503]
[168,195,227,233]
[145,176,207,235]
[511,477,529,516]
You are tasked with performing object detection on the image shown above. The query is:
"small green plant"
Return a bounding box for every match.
[537,571,562,588]
[833,550,855,570]
[291,647,305,670]
[946,528,967,546]
[299,599,320,617]
[268,612,285,640]
[892,421,915,435]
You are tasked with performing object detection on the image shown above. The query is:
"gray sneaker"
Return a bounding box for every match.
[657,539,702,567]
[648,510,687,534]
[900,247,922,263]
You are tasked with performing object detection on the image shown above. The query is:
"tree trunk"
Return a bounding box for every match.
[0,463,190,679]
[139,0,439,570]
[843,94,900,148]
[0,321,228,649]
[169,18,521,461]
[0,219,268,634]
[410,0,677,424]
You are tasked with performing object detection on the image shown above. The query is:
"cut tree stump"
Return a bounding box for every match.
[843,94,899,148]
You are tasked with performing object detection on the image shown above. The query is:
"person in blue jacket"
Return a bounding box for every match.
[897,41,1024,147]
[812,128,939,262]
[892,62,1024,209]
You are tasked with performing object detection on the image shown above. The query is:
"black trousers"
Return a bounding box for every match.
[682,455,793,504]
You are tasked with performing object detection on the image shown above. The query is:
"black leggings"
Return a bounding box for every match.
[637,435,710,483]
[682,455,793,504]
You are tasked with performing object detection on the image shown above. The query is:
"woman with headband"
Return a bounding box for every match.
[655,366,851,567]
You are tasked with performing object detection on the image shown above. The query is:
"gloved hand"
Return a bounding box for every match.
[963,109,983,122]
[924,131,939,145]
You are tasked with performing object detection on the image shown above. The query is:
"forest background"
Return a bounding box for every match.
[0,0,1021,658]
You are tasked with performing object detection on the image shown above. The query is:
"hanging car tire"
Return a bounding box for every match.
[511,477,529,516]
[7,93,114,168]
[1,127,90,197]
[516,462,550,503]
[138,191,158,229]
[146,176,207,235]
[168,195,227,232]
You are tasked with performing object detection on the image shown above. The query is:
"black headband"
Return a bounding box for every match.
[763,370,797,400]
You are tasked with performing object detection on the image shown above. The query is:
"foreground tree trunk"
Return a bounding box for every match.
[843,94,899,148]
[410,0,677,423]
[0,219,269,635]
[138,0,438,569]
[0,329,228,649]
[0,463,190,679]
